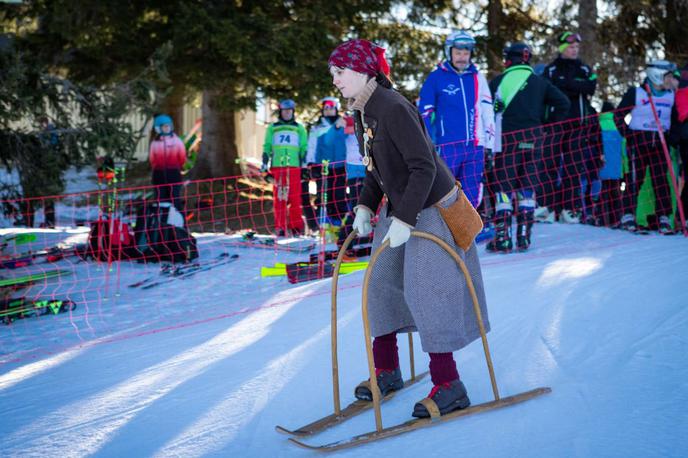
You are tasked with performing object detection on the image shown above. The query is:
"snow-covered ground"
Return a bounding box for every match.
[0,223,687,457]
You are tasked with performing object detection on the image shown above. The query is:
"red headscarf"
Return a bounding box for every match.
[328,39,391,78]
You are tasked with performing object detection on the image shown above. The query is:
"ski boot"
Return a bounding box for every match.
[559,209,581,224]
[412,379,470,418]
[620,213,637,232]
[486,210,512,253]
[658,215,674,235]
[534,206,555,224]
[354,367,404,401]
[584,213,601,226]
[516,210,534,251]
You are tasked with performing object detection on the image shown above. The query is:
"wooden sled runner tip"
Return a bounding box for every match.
[275,425,294,435]
[275,371,429,437]
[287,387,552,452]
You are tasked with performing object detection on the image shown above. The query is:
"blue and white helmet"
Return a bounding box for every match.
[444,31,476,61]
[153,114,173,134]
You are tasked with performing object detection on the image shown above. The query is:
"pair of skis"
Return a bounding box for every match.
[261,260,368,279]
[1,297,77,324]
[0,269,72,289]
[222,232,316,253]
[127,253,239,289]
[279,386,550,451]
[276,231,551,451]
[0,245,80,269]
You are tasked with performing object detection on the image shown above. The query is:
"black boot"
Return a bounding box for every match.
[516,210,534,251]
[412,379,470,418]
[354,367,404,401]
[486,210,512,253]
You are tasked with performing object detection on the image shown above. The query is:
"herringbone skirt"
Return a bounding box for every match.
[366,189,490,353]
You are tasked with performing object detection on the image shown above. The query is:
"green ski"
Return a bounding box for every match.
[0,269,71,288]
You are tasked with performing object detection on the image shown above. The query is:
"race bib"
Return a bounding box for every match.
[272,130,300,147]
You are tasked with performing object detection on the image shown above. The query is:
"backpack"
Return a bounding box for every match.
[84,218,135,262]
[133,202,198,263]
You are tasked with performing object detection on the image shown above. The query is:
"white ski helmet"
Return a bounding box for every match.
[646,60,676,86]
[444,31,476,61]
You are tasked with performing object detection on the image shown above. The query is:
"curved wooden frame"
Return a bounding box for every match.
[362,231,499,432]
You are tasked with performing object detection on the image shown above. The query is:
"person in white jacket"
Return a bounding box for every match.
[418,30,495,208]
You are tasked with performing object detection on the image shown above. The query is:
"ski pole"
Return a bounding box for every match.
[318,160,330,278]
[645,84,687,235]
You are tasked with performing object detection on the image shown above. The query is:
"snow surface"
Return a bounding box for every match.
[0,224,687,457]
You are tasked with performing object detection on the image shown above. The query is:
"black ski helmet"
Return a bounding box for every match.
[503,42,532,67]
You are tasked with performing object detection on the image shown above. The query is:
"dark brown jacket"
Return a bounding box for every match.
[351,80,455,227]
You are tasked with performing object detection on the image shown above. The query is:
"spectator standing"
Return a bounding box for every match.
[671,63,688,230]
[614,60,676,234]
[303,97,342,233]
[149,114,187,212]
[543,31,598,224]
[596,102,626,226]
[262,99,308,236]
[337,115,369,246]
[488,42,570,252]
[315,107,349,226]
[418,31,495,208]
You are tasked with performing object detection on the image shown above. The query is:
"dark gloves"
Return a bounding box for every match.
[261,152,270,173]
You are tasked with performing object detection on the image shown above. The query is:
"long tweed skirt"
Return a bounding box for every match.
[366,189,490,353]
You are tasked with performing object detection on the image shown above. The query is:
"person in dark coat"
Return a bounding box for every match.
[328,38,489,418]
[671,63,688,231]
[488,42,570,252]
[543,32,599,224]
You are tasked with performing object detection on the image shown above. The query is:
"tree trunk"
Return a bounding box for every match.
[486,0,505,78]
[577,0,599,68]
[665,0,688,63]
[189,89,240,179]
[161,86,186,136]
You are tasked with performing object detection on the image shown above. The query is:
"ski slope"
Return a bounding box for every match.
[0,224,687,457]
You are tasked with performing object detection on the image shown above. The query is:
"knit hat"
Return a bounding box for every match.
[328,39,390,78]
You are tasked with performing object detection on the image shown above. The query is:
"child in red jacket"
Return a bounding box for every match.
[149,114,187,211]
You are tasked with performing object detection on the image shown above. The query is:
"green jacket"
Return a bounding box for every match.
[263,120,308,168]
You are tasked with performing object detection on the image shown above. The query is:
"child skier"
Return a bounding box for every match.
[262,99,308,236]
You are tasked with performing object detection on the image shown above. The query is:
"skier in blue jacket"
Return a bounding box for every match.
[418,31,495,208]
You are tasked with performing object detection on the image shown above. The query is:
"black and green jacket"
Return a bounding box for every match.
[490,64,570,134]
[543,56,597,121]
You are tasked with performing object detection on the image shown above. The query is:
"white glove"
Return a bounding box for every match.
[352,207,373,236]
[383,217,412,248]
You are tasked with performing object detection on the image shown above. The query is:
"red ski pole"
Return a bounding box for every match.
[644,84,687,236]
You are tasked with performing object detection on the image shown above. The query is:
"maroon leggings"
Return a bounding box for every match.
[373,332,459,385]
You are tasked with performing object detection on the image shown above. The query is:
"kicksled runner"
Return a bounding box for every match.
[276,231,551,451]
